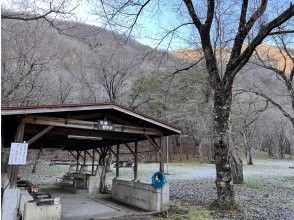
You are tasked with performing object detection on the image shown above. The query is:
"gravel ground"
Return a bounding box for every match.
[168,160,294,220]
[16,159,294,220]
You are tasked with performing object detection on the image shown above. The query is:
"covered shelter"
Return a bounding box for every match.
[2,103,181,217]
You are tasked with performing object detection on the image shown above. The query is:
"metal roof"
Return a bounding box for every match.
[1,103,181,134]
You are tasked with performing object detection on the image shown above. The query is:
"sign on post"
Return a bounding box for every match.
[8,142,28,165]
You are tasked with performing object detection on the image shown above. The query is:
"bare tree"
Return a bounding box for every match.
[84,53,139,103]
[243,35,294,129]
[258,115,291,158]
[1,20,60,106]
[232,94,269,165]
[93,0,294,207]
[53,74,77,104]
[98,59,136,103]
[1,0,79,34]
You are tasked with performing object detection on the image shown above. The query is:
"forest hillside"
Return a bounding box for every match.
[2,18,293,160]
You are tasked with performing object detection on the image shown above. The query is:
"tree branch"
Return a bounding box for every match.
[183,0,203,30]
[229,0,267,62]
[269,29,294,35]
[236,89,294,125]
[205,0,215,30]
[225,3,294,86]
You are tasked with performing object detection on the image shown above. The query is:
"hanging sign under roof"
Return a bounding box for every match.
[8,142,28,165]
[94,120,114,131]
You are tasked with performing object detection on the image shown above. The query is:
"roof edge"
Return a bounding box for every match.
[1,103,181,134]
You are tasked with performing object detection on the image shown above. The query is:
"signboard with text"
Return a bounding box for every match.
[94,120,114,131]
[8,143,28,165]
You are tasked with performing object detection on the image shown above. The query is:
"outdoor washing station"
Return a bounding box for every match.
[57,162,169,212]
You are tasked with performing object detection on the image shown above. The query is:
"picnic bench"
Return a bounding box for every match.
[50,159,76,166]
[116,160,133,167]
[56,164,100,193]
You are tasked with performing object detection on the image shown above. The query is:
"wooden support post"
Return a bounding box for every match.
[83,150,86,165]
[145,135,164,172]
[27,125,54,145]
[10,119,25,188]
[116,145,119,178]
[92,149,95,175]
[76,151,80,173]
[159,137,164,173]
[125,143,135,156]
[134,141,138,181]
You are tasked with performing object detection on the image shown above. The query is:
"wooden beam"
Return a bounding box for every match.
[95,148,102,156]
[32,137,122,150]
[85,150,94,160]
[68,150,77,160]
[104,113,134,126]
[23,116,162,136]
[145,135,161,153]
[124,143,135,156]
[101,146,108,155]
[83,150,86,165]
[146,135,164,173]
[10,119,25,188]
[77,151,85,161]
[108,147,116,156]
[27,125,54,145]
[69,112,104,120]
[25,127,141,141]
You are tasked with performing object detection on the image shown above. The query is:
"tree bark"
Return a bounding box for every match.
[105,153,112,173]
[213,89,235,207]
[246,147,253,165]
[100,165,107,193]
[243,132,253,165]
[229,148,244,184]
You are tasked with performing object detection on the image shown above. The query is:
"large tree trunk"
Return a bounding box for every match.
[229,148,244,184]
[213,89,235,207]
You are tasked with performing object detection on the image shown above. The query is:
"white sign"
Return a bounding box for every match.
[8,143,28,165]
[95,120,114,131]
